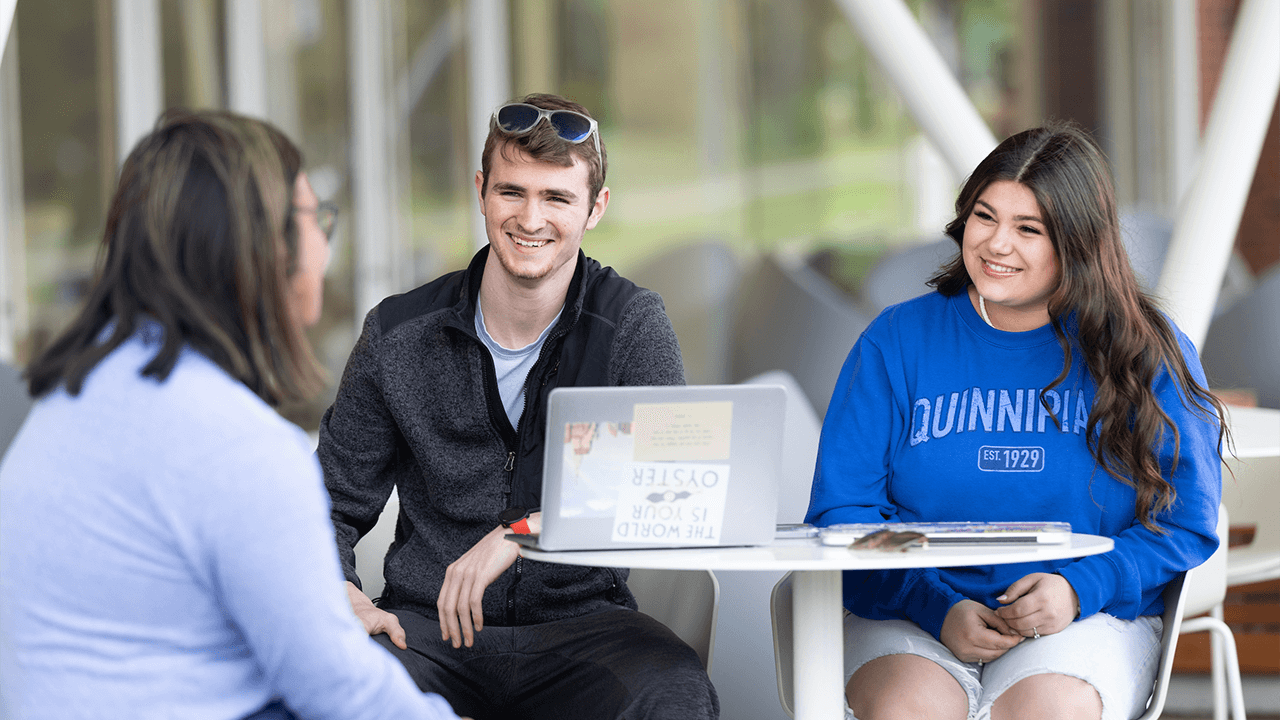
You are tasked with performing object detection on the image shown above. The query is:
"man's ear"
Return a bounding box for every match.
[474,170,486,214]
[584,186,610,231]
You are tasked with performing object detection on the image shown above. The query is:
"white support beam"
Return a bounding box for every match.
[227,0,269,117]
[1,0,15,58]
[1,26,25,363]
[180,0,223,108]
[114,0,164,160]
[466,0,511,250]
[1156,0,1280,349]
[833,0,997,181]
[348,0,405,326]
[1165,0,1199,206]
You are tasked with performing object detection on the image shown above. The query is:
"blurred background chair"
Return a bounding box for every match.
[1203,267,1280,410]
[731,250,874,417]
[350,491,722,671]
[630,240,742,385]
[858,236,952,312]
[1,361,33,457]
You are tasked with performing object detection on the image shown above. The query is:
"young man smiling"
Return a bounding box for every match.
[317,94,718,719]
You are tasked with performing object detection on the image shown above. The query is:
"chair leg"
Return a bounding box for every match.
[1182,614,1247,720]
[1210,604,1227,720]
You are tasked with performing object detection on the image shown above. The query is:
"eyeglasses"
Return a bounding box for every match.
[491,103,601,157]
[294,200,339,240]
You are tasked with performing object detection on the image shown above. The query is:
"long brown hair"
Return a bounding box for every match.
[26,109,324,406]
[929,122,1228,532]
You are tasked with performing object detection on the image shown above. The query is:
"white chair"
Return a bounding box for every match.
[629,567,720,672]
[351,492,721,671]
[1137,504,1244,720]
[1204,404,1280,720]
[768,572,801,718]
[1221,405,1280,587]
[769,505,1242,720]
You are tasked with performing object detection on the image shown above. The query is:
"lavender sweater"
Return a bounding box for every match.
[0,323,457,720]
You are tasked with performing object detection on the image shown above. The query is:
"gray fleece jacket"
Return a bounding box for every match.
[319,247,684,626]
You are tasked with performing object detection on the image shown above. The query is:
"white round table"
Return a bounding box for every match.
[523,534,1114,720]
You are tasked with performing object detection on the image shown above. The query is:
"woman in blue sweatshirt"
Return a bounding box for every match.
[806,123,1227,720]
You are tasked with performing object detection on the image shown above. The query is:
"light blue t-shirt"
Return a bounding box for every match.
[475,297,563,430]
[0,322,457,720]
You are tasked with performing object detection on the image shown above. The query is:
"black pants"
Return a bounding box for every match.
[374,605,719,720]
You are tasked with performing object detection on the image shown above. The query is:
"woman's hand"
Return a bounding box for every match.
[994,572,1080,638]
[940,599,1023,663]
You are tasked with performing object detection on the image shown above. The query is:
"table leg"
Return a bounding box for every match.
[791,569,844,720]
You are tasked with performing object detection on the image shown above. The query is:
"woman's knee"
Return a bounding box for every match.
[990,673,1101,720]
[847,654,968,720]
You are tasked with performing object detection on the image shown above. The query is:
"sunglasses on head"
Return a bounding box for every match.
[492,103,601,157]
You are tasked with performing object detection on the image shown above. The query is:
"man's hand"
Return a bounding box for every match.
[437,513,542,649]
[994,572,1080,638]
[940,599,1024,664]
[345,581,407,650]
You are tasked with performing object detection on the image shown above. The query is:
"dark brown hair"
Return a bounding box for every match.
[929,122,1228,532]
[26,109,324,406]
[479,93,607,204]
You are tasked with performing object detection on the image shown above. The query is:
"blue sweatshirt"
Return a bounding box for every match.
[805,291,1221,640]
[0,323,457,720]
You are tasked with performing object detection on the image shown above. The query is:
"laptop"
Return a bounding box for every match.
[510,384,787,551]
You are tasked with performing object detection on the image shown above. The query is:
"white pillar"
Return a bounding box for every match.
[1,0,15,58]
[1156,0,1280,348]
[1101,0,1137,207]
[1165,0,1200,206]
[180,0,223,108]
[226,0,269,117]
[0,26,25,364]
[833,0,997,181]
[348,0,405,326]
[114,0,164,160]
[466,0,510,251]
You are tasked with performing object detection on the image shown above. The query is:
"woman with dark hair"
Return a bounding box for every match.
[806,122,1226,720]
[0,110,458,720]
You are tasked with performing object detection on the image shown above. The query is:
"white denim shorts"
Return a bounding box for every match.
[841,610,1163,720]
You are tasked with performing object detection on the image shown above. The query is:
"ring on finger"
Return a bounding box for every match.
[1032,626,1040,639]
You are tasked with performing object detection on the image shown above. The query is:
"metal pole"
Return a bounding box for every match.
[466,0,511,251]
[114,0,164,161]
[833,0,997,181]
[1156,0,1280,348]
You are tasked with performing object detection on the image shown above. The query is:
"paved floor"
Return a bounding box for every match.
[1163,673,1280,718]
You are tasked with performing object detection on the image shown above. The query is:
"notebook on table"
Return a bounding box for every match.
[819,521,1073,547]
[509,384,787,551]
